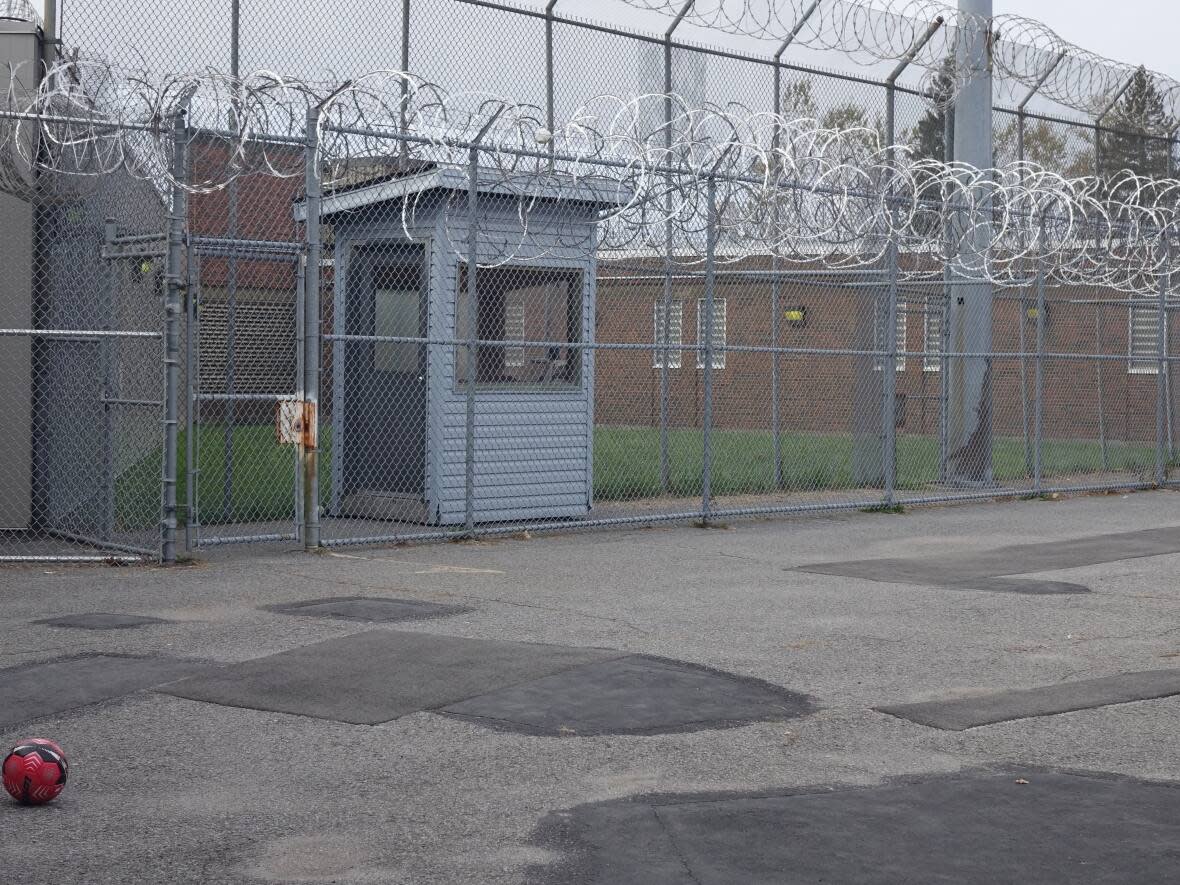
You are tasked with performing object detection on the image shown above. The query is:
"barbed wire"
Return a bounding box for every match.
[1,60,1177,296]
[615,0,1179,124]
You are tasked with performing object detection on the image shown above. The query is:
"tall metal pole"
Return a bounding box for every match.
[162,107,189,564]
[42,0,57,69]
[301,108,323,550]
[946,0,993,486]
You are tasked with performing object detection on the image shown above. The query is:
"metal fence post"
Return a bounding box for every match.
[772,57,781,488]
[301,107,323,550]
[1033,248,1045,494]
[185,252,198,553]
[465,144,480,535]
[102,218,117,543]
[883,211,898,506]
[1095,304,1108,469]
[938,103,953,481]
[1018,282,1031,475]
[161,108,188,564]
[223,195,238,522]
[293,251,304,540]
[1015,52,1063,482]
[701,172,717,522]
[1157,238,1171,486]
[545,0,558,169]
[770,253,782,488]
[223,0,242,525]
[768,0,821,490]
[400,0,411,164]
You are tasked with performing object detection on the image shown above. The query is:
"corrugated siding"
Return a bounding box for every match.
[430,204,594,524]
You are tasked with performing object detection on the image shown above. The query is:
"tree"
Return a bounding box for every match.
[821,103,885,151]
[1099,67,1172,185]
[908,57,956,162]
[778,77,818,120]
[994,118,1069,171]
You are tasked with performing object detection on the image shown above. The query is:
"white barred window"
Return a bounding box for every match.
[696,297,726,370]
[1129,297,1164,374]
[653,299,683,369]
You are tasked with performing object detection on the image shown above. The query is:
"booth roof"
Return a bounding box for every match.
[293,161,633,222]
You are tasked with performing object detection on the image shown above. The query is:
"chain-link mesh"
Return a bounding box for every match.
[2,1,1178,561]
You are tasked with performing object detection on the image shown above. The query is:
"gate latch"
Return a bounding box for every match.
[276,399,317,447]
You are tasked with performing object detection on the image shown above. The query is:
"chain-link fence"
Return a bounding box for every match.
[1,1,1178,561]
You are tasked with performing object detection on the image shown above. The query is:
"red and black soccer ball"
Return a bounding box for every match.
[3,739,68,805]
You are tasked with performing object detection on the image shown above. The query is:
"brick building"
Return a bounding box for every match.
[185,156,1173,452]
[594,257,1171,448]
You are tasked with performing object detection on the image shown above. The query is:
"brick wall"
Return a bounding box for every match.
[594,262,1172,444]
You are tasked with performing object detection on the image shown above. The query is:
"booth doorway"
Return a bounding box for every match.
[340,243,428,521]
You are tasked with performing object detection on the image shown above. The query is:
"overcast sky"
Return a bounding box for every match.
[992,0,1180,81]
[26,0,1180,98]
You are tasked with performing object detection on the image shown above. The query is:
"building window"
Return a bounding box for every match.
[653,299,683,369]
[503,295,526,369]
[923,306,942,372]
[874,293,906,371]
[1129,297,1164,374]
[696,297,726,369]
[455,265,582,388]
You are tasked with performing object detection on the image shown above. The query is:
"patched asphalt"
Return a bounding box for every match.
[3,491,1180,883]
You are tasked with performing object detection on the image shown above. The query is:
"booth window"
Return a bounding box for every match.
[373,287,421,374]
[456,265,582,388]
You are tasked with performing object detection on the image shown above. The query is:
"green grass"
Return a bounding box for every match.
[117,424,334,529]
[117,424,1160,527]
[592,427,1156,500]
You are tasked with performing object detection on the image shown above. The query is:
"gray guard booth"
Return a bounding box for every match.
[302,165,623,526]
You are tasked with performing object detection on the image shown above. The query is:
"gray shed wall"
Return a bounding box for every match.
[328,191,597,525]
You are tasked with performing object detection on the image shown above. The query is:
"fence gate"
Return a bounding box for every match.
[185,238,304,550]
